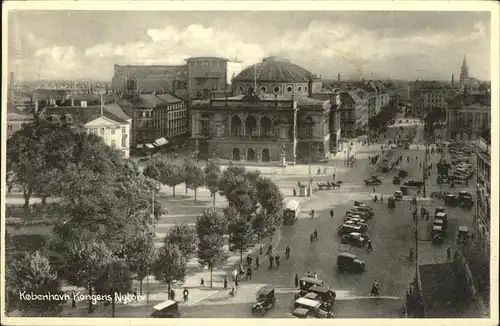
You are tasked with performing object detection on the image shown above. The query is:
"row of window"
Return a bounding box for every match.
[85,126,127,135]
[137,105,185,118]
[168,110,187,119]
[239,85,309,94]
[109,138,128,148]
[189,60,224,68]
[167,126,187,137]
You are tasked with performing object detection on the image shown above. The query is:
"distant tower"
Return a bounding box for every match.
[459,55,469,90]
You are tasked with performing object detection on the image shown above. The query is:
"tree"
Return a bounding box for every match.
[153,243,187,294]
[182,159,205,201]
[196,209,228,287]
[5,251,66,316]
[124,233,157,295]
[164,224,197,258]
[156,159,183,199]
[93,258,132,317]
[204,160,222,207]
[143,163,160,181]
[227,210,256,262]
[218,166,259,215]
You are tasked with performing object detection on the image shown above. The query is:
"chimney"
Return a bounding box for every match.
[451,73,455,86]
[338,73,340,83]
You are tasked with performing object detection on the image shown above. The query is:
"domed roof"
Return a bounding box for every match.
[233,56,314,83]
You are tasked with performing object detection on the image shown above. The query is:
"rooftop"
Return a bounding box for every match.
[41,105,130,125]
[233,56,316,83]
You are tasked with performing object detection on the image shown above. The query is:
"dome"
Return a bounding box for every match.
[233,56,314,83]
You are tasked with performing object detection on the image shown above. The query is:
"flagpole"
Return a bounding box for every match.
[100,93,103,116]
[254,63,257,93]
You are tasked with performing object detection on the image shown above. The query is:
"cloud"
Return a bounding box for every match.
[10,18,490,81]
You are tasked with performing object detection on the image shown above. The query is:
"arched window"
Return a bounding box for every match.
[274,86,280,93]
[245,115,257,137]
[260,86,267,93]
[287,86,293,93]
[231,116,242,137]
[260,116,273,137]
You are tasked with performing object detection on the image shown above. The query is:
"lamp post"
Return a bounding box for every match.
[281,144,287,174]
[146,184,156,314]
[308,143,313,196]
[194,139,200,163]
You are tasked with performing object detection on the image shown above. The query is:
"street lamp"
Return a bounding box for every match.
[308,143,313,196]
[194,139,200,163]
[280,144,287,174]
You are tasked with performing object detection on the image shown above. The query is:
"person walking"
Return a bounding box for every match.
[294,273,299,287]
[224,276,228,290]
[313,229,318,240]
[330,209,334,218]
[183,288,189,303]
[269,254,274,269]
[246,254,252,267]
[310,233,314,244]
[255,255,259,269]
[275,254,280,268]
[367,239,373,252]
[313,272,318,279]
[246,267,252,280]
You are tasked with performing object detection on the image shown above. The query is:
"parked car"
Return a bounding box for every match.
[342,220,368,232]
[341,232,369,247]
[338,224,364,236]
[394,191,403,201]
[364,176,382,186]
[403,179,424,187]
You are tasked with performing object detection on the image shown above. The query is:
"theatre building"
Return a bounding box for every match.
[190,56,337,163]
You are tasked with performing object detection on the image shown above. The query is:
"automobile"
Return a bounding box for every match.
[434,207,445,217]
[341,232,369,247]
[387,196,396,208]
[403,179,424,187]
[252,287,276,315]
[337,252,366,273]
[293,298,333,318]
[292,307,314,319]
[304,286,336,311]
[433,219,446,230]
[445,194,459,206]
[151,300,181,318]
[344,217,367,225]
[437,175,449,184]
[458,191,474,208]
[453,176,468,185]
[343,219,368,231]
[457,226,470,245]
[364,176,382,186]
[338,223,364,236]
[432,225,445,244]
[398,169,409,178]
[345,209,369,219]
[353,205,375,218]
[394,191,403,201]
[294,277,325,299]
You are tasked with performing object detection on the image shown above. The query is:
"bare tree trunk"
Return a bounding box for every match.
[172,186,176,199]
[194,188,197,202]
[212,191,216,207]
[185,183,188,194]
[111,295,115,317]
[139,279,143,295]
[88,283,93,313]
[23,187,31,210]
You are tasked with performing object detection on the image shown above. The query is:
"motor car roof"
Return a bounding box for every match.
[433,225,443,231]
[436,212,447,218]
[458,226,469,232]
[338,252,356,259]
[153,300,177,311]
[299,277,323,285]
[257,286,274,296]
[294,297,322,308]
[292,307,310,316]
[308,286,331,294]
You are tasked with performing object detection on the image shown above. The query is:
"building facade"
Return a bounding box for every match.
[127,93,187,147]
[475,136,490,256]
[338,90,368,138]
[190,57,333,163]
[6,103,33,138]
[40,105,131,158]
[446,92,490,141]
[410,81,456,117]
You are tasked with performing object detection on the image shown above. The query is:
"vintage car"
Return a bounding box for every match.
[364,176,382,186]
[150,300,181,318]
[458,191,474,208]
[403,179,424,188]
[341,232,369,247]
[294,277,325,300]
[431,225,445,244]
[305,286,336,311]
[344,217,367,225]
[293,297,333,318]
[292,307,314,318]
[398,169,409,178]
[252,287,276,315]
[434,207,445,216]
[445,194,459,206]
[346,209,369,219]
[353,205,374,218]
[338,223,364,236]
[387,196,396,209]
[342,220,368,232]
[337,252,366,273]
[437,175,450,184]
[394,191,403,201]
[457,226,470,245]
[393,176,401,185]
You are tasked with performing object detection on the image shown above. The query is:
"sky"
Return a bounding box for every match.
[7,10,491,82]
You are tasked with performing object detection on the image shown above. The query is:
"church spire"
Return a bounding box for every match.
[462,55,468,69]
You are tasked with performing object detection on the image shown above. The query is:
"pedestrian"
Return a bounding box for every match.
[183,287,189,303]
[307,270,312,278]
[380,194,384,203]
[235,277,239,287]
[447,247,451,260]
[246,267,252,280]
[293,188,296,196]
[200,277,204,287]
[275,254,280,268]
[313,229,318,240]
[246,254,252,267]
[310,233,314,244]
[267,244,272,255]
[269,254,274,269]
[224,276,228,290]
[367,240,373,252]
[313,272,318,279]
[294,273,299,287]
[255,255,259,269]
[330,209,334,218]
[170,289,176,301]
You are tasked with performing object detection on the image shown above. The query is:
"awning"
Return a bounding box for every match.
[145,143,155,149]
[136,144,144,149]
[153,137,169,147]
